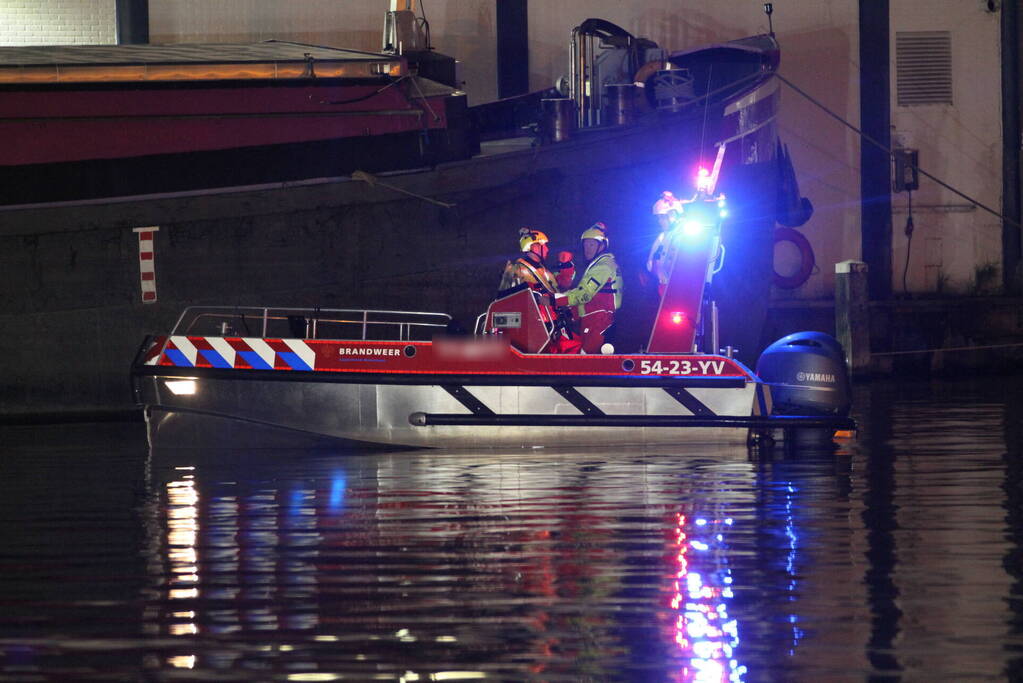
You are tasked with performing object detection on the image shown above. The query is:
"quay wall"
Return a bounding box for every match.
[765,297,1023,377]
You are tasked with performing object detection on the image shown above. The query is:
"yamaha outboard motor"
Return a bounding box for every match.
[756,331,852,445]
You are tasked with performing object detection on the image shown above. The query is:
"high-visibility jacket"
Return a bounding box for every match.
[498,256,559,294]
[559,251,622,317]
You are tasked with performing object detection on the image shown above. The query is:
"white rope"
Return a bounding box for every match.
[351,170,456,208]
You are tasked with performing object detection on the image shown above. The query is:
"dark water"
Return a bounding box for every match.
[1,377,1022,682]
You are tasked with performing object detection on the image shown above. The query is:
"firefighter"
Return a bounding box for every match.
[498,227,560,295]
[647,190,685,297]
[496,227,580,354]
[552,222,623,354]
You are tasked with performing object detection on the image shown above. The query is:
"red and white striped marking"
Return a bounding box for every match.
[134,226,158,303]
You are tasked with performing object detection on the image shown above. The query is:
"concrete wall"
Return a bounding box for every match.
[889,2,1003,295]
[0,0,116,46]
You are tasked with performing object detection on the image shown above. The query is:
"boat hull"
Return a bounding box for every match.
[131,330,775,449]
[0,78,474,205]
[138,373,761,449]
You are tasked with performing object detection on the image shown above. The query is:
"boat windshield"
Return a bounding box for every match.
[171,306,450,342]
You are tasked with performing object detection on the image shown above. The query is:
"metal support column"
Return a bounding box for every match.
[496,0,529,99]
[1002,0,1022,294]
[859,0,892,300]
[116,0,149,45]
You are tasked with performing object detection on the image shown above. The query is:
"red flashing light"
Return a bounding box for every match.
[695,167,712,193]
[671,311,684,325]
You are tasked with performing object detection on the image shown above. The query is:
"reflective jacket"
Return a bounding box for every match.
[562,251,622,316]
[498,256,559,294]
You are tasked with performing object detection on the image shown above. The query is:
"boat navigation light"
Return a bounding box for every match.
[165,379,197,395]
[671,311,685,325]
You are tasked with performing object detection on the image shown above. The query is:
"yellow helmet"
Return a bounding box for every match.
[518,227,549,252]
[580,221,608,246]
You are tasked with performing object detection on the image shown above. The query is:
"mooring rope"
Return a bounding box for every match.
[871,342,1023,357]
[775,72,1021,230]
[351,170,456,208]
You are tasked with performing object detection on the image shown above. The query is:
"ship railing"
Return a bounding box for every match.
[171,306,451,342]
[473,312,489,335]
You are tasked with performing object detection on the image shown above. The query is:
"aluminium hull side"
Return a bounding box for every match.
[134,371,762,450]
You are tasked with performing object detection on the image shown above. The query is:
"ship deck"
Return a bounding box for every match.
[0,41,403,84]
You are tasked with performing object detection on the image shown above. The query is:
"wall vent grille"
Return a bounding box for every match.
[896,31,952,106]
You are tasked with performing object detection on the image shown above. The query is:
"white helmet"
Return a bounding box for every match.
[652,190,683,216]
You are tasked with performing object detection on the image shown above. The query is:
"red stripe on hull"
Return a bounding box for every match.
[156,337,752,379]
[0,83,453,165]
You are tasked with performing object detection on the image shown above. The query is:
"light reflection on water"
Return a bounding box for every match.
[0,376,1021,680]
[142,448,766,680]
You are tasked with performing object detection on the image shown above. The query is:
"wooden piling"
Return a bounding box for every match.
[835,260,871,375]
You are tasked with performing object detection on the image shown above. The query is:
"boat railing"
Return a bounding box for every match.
[171,306,451,342]
[473,312,489,335]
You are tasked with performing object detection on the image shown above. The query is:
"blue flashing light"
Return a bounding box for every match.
[696,518,708,526]
[682,219,707,237]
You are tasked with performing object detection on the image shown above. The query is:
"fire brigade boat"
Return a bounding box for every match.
[131,179,854,450]
[131,309,851,449]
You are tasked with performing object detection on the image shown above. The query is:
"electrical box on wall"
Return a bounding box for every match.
[893,148,919,192]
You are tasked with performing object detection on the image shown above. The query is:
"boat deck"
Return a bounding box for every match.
[0,41,403,83]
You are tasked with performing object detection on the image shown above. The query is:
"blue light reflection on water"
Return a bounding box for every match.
[328,472,347,512]
[672,512,746,682]
[784,483,803,656]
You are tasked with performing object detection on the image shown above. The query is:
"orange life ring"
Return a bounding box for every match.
[772,226,815,289]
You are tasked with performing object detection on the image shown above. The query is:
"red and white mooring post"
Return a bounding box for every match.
[133,226,159,303]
